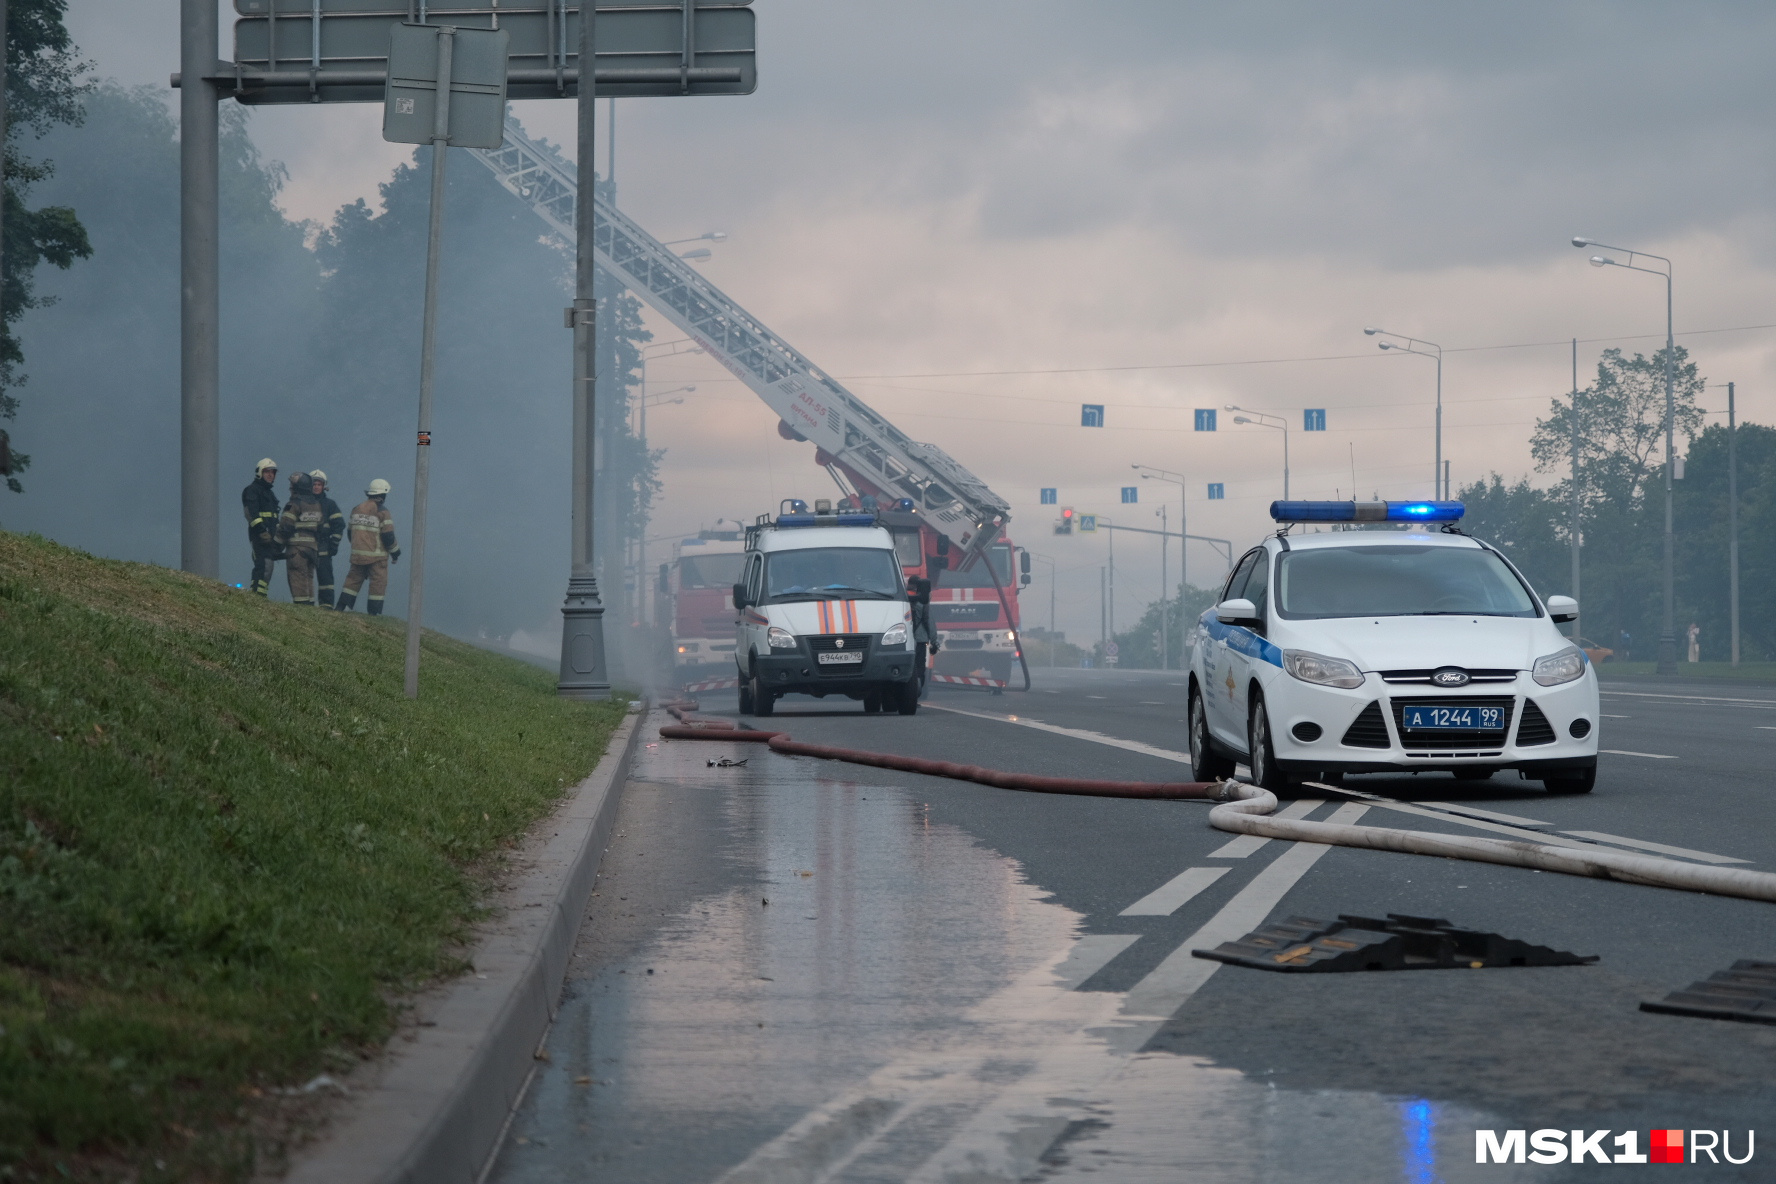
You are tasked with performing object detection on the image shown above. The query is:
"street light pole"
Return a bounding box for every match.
[1570,338,1581,647]
[1729,380,1739,665]
[1156,504,1167,670]
[1575,237,1677,675]
[1364,328,1443,497]
[1135,465,1189,666]
[1225,408,1289,499]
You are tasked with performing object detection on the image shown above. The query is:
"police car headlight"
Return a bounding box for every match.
[1532,647,1586,686]
[766,626,798,650]
[1283,649,1365,689]
[881,622,909,649]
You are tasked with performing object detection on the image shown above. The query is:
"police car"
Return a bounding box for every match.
[1187,500,1599,794]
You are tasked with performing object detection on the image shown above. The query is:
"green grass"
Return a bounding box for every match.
[0,530,628,1182]
[1596,660,1776,684]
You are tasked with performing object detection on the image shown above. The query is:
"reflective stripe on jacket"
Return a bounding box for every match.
[241,478,280,542]
[349,499,398,562]
[276,492,326,550]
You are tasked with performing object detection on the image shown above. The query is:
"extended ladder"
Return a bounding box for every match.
[469,116,1011,553]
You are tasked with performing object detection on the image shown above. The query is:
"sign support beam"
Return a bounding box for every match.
[180,0,220,579]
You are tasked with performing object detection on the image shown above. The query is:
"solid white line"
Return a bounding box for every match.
[1421,801,1548,826]
[1051,934,1143,989]
[1350,799,1597,849]
[1601,690,1776,708]
[1123,802,1370,1020]
[922,703,1191,764]
[1119,867,1231,916]
[1561,831,1749,865]
[1600,749,1678,759]
[1206,798,1324,856]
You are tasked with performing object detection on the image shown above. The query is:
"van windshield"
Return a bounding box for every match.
[764,548,905,601]
[1276,545,1538,619]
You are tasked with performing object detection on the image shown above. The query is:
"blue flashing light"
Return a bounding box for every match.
[776,512,879,528]
[1269,500,1464,524]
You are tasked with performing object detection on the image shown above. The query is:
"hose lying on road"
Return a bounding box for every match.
[661,703,1776,905]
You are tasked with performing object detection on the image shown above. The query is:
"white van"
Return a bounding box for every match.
[733,504,921,716]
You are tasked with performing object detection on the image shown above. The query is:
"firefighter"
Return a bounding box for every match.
[240,458,282,596]
[337,478,401,615]
[274,471,326,606]
[308,470,347,608]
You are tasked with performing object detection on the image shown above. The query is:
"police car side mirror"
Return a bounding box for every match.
[1215,597,1260,625]
[1545,594,1578,623]
[732,582,749,610]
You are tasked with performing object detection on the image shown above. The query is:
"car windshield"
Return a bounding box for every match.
[1276,545,1538,619]
[678,554,743,590]
[764,547,905,601]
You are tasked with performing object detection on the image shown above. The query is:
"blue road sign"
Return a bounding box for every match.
[1195,409,1217,432]
[1207,483,1225,500]
[1040,487,1058,504]
[1121,486,1138,504]
[1304,408,1327,431]
[1079,514,1098,532]
[1081,404,1105,428]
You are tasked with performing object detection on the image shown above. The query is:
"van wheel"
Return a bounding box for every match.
[1189,688,1236,781]
[1247,692,1293,791]
[738,667,755,715]
[896,679,920,716]
[863,687,884,713]
[751,673,775,717]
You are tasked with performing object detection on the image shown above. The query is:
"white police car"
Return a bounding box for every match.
[1187,500,1599,794]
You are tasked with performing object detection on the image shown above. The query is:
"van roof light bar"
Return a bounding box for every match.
[1269,500,1464,524]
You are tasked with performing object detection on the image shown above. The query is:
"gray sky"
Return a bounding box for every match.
[65,2,1776,643]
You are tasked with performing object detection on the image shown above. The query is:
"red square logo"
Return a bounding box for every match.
[1650,1129,1685,1164]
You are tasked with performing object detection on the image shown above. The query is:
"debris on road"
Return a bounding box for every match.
[1641,960,1776,1024]
[1193,913,1598,973]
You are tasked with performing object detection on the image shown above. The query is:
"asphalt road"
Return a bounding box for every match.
[488,668,1776,1182]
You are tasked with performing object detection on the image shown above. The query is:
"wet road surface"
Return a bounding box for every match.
[489,669,1776,1182]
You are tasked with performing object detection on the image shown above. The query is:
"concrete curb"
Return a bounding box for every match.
[284,707,647,1184]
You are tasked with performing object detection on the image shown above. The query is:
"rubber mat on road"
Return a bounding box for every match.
[1192,913,1599,973]
[1640,960,1776,1024]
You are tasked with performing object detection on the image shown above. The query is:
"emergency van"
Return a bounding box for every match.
[733,502,922,716]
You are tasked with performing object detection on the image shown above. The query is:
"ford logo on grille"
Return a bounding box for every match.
[1431,667,1470,687]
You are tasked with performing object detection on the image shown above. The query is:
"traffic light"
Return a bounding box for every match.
[1055,506,1075,535]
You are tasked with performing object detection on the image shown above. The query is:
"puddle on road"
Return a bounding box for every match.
[492,737,1527,1184]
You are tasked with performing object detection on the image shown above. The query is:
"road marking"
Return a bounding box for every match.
[1758,726,1776,731]
[1603,713,1631,718]
[1123,801,1370,1020]
[1139,700,1166,705]
[1119,867,1231,915]
[1206,798,1323,856]
[1561,831,1749,865]
[1051,934,1142,988]
[923,702,1191,765]
[1601,689,1776,708]
[1421,801,1548,826]
[1600,749,1678,759]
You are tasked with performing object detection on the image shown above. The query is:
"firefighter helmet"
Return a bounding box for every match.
[309,469,328,487]
[366,478,392,497]
[255,458,278,477]
[289,471,309,490]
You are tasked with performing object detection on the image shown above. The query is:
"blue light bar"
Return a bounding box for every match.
[1269,500,1464,524]
[776,512,880,528]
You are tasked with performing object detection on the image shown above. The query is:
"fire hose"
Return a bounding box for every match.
[660,704,1776,905]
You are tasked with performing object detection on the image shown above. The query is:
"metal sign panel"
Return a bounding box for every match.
[384,24,509,148]
[228,1,755,104]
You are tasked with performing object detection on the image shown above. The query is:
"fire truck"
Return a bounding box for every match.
[660,530,747,680]
[473,119,1031,691]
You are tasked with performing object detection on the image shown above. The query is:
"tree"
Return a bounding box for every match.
[1674,422,1776,660]
[2,0,91,492]
[1109,581,1221,669]
[1453,474,1566,598]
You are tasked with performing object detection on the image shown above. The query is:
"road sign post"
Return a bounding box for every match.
[382,22,509,699]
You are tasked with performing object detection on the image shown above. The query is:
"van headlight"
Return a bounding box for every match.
[1283,649,1365,689]
[880,622,909,649]
[1532,647,1586,686]
[766,626,798,650]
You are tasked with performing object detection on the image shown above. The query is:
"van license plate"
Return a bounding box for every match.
[1401,705,1504,730]
[817,651,863,665]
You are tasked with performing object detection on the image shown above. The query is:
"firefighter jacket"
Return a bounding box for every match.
[241,477,281,544]
[349,499,400,562]
[276,491,327,552]
[318,495,346,557]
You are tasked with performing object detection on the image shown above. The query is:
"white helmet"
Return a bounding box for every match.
[255,457,278,477]
[309,469,328,486]
[366,478,392,498]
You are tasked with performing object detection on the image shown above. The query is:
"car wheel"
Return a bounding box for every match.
[1542,764,1596,794]
[1247,692,1293,792]
[751,673,774,718]
[896,679,920,716]
[1189,687,1236,782]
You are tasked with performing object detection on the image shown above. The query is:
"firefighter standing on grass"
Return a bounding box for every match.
[337,479,401,615]
[275,471,326,606]
[240,458,282,596]
[308,470,347,608]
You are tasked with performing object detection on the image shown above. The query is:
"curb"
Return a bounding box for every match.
[284,707,647,1184]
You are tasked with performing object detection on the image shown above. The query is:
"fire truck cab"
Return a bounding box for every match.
[662,531,747,679]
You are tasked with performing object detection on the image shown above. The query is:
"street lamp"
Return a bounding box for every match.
[1134,464,1188,670]
[1364,327,1444,497]
[1574,235,1678,675]
[1225,406,1289,499]
[661,231,728,246]
[1027,552,1059,665]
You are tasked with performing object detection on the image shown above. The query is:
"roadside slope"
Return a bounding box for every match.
[0,531,626,1182]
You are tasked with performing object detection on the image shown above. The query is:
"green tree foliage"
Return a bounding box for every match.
[1108,581,1222,669]
[1674,421,1776,660]
[1453,474,1566,601]
[2,0,92,491]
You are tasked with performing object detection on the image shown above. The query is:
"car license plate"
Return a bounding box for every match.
[817,651,863,665]
[1401,704,1504,730]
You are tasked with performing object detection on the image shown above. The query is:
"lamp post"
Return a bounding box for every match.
[1364,328,1444,497]
[633,336,702,628]
[1028,552,1058,665]
[1225,407,1289,499]
[1574,236,1677,675]
[1134,465,1188,667]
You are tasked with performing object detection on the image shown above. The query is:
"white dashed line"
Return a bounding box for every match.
[1119,867,1231,916]
[1600,749,1677,759]
[1207,798,1325,857]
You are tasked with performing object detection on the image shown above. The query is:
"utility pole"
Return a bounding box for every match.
[1729,380,1740,666]
[1157,504,1167,670]
[1098,566,1106,664]
[558,1,611,699]
[1570,338,1581,646]
[180,0,221,579]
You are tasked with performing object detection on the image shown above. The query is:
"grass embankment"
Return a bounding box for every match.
[1597,660,1776,684]
[0,531,628,1182]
